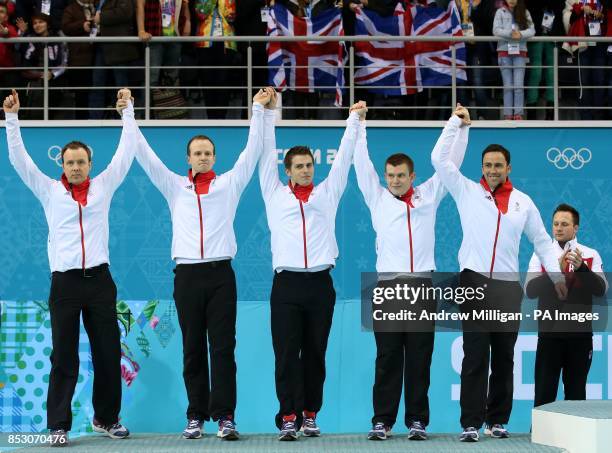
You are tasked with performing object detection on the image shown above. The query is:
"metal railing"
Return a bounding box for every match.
[3,35,612,122]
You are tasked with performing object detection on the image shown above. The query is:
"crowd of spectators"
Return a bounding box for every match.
[0,0,611,120]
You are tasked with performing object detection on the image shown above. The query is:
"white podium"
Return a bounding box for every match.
[532,400,612,453]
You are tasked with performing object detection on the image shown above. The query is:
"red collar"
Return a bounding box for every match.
[396,186,414,208]
[189,169,216,195]
[289,181,314,203]
[479,177,513,214]
[61,174,90,206]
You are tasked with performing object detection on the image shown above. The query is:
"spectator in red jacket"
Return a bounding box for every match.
[563,0,608,120]
[0,2,17,68]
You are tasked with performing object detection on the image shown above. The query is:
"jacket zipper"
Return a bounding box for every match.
[78,203,86,275]
[490,196,501,277]
[299,200,308,268]
[196,192,204,259]
[406,204,414,273]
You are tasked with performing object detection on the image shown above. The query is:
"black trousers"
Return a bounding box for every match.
[270,269,335,429]
[47,264,121,431]
[372,331,434,428]
[459,270,523,429]
[173,260,237,421]
[534,336,593,407]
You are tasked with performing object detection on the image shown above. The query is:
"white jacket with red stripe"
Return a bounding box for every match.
[5,103,137,273]
[134,103,265,261]
[431,115,561,281]
[526,237,609,293]
[259,109,360,271]
[354,117,469,273]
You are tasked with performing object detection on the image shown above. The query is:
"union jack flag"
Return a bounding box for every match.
[354,2,466,95]
[266,4,345,106]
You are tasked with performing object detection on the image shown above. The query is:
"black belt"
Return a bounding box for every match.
[275,268,331,278]
[175,259,231,271]
[52,263,109,278]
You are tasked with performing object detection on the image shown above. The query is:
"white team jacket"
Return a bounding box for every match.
[354,118,469,273]
[259,109,360,271]
[5,103,137,273]
[526,237,609,292]
[134,103,265,262]
[431,115,561,281]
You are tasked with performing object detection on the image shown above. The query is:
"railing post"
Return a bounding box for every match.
[145,44,150,120]
[349,45,355,107]
[43,45,49,121]
[247,44,253,120]
[451,45,457,112]
[553,44,559,121]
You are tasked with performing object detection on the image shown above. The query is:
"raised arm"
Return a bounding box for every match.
[353,118,383,210]
[430,111,471,200]
[226,89,271,195]
[3,90,53,203]
[424,105,471,202]
[450,116,469,169]
[95,91,138,193]
[320,108,361,207]
[133,125,180,201]
[259,95,282,201]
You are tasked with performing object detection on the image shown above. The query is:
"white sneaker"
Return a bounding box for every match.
[217,417,239,440]
[484,423,509,438]
[183,419,204,439]
[459,426,479,442]
[367,422,391,440]
[92,420,130,439]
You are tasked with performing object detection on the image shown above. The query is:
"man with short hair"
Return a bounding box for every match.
[259,93,362,441]
[526,203,608,407]
[431,120,568,442]
[3,88,136,447]
[130,87,273,441]
[354,103,470,441]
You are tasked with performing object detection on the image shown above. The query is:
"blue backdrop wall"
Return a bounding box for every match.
[0,124,610,434]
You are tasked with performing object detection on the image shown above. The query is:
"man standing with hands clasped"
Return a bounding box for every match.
[354,102,470,441]
[3,88,136,447]
[526,204,608,408]
[431,108,568,442]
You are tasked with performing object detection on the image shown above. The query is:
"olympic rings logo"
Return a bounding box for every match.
[546,147,592,170]
[48,145,94,167]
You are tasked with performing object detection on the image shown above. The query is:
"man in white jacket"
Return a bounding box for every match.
[130,88,273,441]
[526,203,608,408]
[3,88,135,447]
[259,93,362,441]
[431,122,567,442]
[355,103,470,441]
